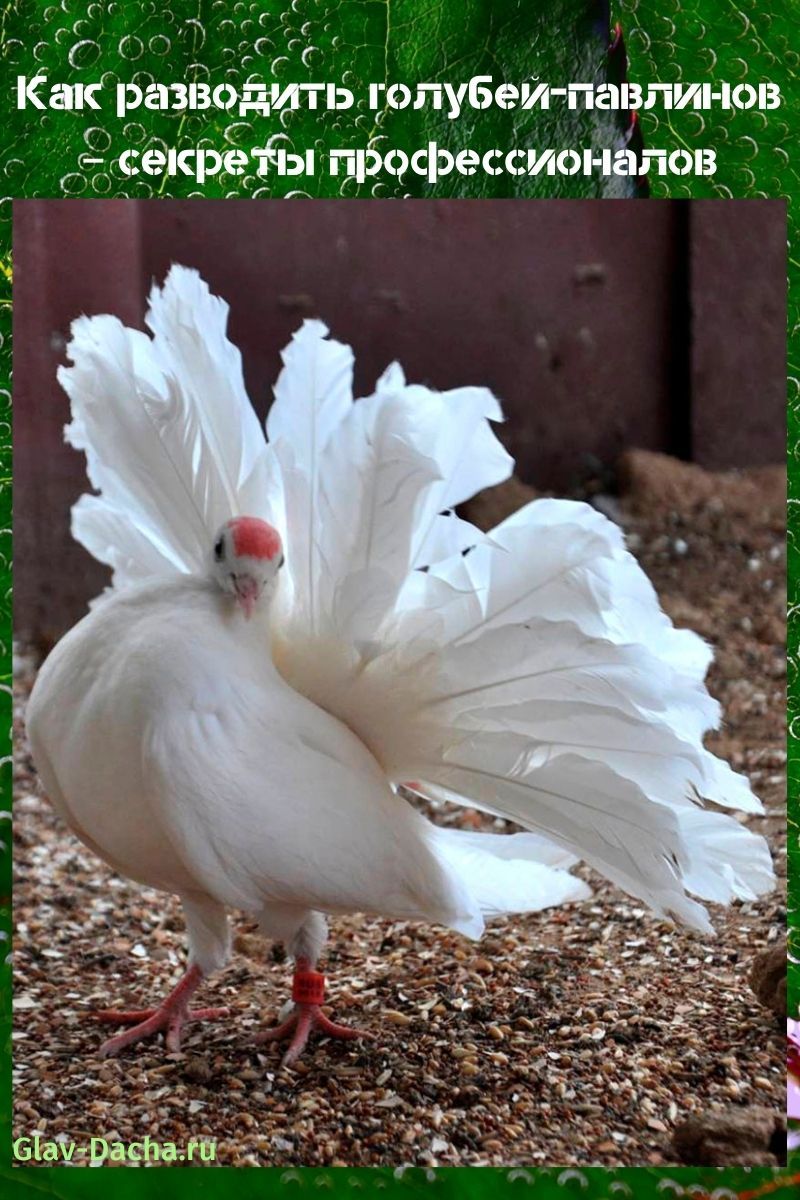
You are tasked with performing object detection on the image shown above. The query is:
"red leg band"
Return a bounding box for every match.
[292,970,325,1005]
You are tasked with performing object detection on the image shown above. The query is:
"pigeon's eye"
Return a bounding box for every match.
[214,536,225,562]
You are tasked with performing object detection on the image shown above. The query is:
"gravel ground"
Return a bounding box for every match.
[12,451,786,1168]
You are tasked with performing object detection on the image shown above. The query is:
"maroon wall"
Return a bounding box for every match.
[690,200,786,469]
[13,199,785,642]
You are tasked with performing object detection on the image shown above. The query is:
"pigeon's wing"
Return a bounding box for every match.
[141,639,590,938]
[139,668,483,935]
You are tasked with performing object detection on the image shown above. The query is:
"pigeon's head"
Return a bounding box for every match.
[211,516,284,619]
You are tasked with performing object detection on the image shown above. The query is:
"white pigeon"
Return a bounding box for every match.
[27,265,774,1066]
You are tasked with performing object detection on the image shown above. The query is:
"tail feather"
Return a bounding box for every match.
[423,753,719,933]
[267,326,512,645]
[428,825,591,921]
[61,266,278,593]
[145,264,266,491]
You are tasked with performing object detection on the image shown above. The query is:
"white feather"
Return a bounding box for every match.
[265,319,353,633]
[61,267,279,591]
[427,826,591,915]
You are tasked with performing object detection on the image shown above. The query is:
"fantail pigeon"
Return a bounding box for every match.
[27,267,774,1065]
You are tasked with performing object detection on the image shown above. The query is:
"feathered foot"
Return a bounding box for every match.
[91,964,229,1057]
[255,962,372,1067]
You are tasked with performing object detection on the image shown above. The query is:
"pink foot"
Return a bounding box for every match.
[255,960,372,1067]
[90,964,228,1057]
[255,1003,372,1067]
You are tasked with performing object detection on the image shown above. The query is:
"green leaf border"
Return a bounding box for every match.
[0,0,795,1193]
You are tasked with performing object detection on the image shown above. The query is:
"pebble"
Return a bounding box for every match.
[384,1010,411,1026]
[183,1058,213,1083]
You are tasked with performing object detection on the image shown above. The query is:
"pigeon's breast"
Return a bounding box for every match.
[26,582,235,893]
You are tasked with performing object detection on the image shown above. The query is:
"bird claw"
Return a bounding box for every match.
[93,1005,230,1025]
[94,1003,229,1057]
[95,1006,182,1057]
[89,964,228,1057]
[255,1003,372,1067]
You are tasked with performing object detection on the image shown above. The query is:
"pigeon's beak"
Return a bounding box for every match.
[233,575,260,620]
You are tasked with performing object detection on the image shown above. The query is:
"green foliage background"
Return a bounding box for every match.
[0,0,795,1193]
[0,0,640,200]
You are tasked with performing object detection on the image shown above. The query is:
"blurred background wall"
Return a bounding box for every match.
[13,198,786,643]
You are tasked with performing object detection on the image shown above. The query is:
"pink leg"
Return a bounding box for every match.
[255,958,372,1067]
[91,964,229,1057]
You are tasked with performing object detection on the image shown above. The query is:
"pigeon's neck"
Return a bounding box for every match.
[179,575,279,658]
[218,589,273,629]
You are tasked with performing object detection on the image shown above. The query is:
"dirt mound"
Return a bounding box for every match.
[749,942,787,1018]
[672,1106,786,1166]
[617,449,785,529]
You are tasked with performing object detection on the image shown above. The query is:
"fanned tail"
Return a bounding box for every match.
[264,327,772,932]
